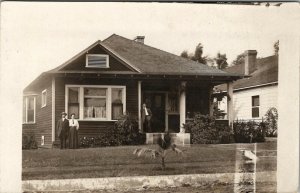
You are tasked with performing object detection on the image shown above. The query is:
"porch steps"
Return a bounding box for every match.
[146,133,190,145]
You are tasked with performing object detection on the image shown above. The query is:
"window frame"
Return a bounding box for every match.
[41,89,47,108]
[23,95,36,124]
[65,85,126,121]
[251,95,260,118]
[85,54,109,68]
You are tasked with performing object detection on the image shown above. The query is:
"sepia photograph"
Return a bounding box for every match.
[0,2,299,193]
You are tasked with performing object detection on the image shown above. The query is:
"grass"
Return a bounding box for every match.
[22,141,276,180]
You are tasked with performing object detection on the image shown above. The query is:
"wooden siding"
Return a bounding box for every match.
[22,124,36,136]
[77,121,115,137]
[55,77,138,141]
[22,81,53,148]
[61,45,133,72]
[218,85,278,120]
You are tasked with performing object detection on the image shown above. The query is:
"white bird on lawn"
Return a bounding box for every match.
[241,150,258,162]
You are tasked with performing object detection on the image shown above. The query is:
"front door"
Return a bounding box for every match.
[143,92,166,133]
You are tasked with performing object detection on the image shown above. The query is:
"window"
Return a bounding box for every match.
[111,88,124,120]
[86,54,109,68]
[66,85,126,121]
[252,95,260,118]
[68,87,80,119]
[23,96,36,123]
[84,88,107,119]
[41,89,47,107]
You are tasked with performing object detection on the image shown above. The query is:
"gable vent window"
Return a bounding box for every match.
[251,95,260,118]
[86,54,109,68]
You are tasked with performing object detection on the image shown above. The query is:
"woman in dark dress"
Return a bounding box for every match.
[68,113,79,149]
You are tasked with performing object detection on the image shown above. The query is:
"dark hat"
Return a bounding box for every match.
[61,112,67,115]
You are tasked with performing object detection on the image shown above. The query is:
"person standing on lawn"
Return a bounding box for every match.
[141,103,152,132]
[68,113,79,149]
[57,112,69,149]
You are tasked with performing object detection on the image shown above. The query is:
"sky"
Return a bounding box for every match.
[1,2,299,89]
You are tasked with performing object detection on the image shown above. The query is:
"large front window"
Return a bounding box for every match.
[84,88,107,119]
[66,85,126,120]
[23,95,36,123]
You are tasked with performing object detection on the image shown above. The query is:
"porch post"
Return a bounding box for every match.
[179,81,186,133]
[227,81,234,130]
[138,81,142,132]
[209,86,214,116]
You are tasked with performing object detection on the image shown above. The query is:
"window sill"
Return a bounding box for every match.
[85,66,110,69]
[77,119,118,122]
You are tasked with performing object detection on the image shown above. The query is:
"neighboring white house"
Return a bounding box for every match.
[215,50,278,121]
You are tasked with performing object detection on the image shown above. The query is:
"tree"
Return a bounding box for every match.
[214,52,228,69]
[264,107,278,137]
[180,50,189,58]
[133,133,183,170]
[274,40,279,56]
[191,43,207,64]
[231,53,245,66]
[180,43,214,65]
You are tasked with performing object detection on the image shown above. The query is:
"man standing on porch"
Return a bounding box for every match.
[57,112,69,149]
[141,103,152,133]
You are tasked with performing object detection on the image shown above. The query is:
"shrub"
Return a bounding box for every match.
[233,120,266,143]
[22,134,38,150]
[184,114,232,144]
[113,113,146,145]
[79,113,146,148]
[264,107,278,137]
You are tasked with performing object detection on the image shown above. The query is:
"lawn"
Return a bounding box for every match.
[22,140,276,180]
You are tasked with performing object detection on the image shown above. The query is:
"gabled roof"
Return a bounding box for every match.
[25,34,245,92]
[45,34,243,77]
[216,55,278,91]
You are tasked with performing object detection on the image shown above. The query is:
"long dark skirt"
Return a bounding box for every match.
[68,126,78,149]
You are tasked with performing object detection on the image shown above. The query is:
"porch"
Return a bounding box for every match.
[137,80,234,145]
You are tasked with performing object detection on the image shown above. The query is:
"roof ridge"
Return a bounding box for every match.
[102,33,117,42]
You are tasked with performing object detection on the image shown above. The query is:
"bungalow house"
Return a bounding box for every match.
[22,34,243,148]
[214,50,278,121]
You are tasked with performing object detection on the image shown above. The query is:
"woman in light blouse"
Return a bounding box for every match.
[68,113,79,149]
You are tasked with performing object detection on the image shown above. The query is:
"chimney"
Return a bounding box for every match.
[134,36,145,44]
[244,50,257,75]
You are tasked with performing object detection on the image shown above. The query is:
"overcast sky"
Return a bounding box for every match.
[1,2,299,88]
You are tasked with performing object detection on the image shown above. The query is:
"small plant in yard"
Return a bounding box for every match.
[133,132,183,170]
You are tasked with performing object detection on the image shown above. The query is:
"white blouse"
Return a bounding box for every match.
[69,119,79,130]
